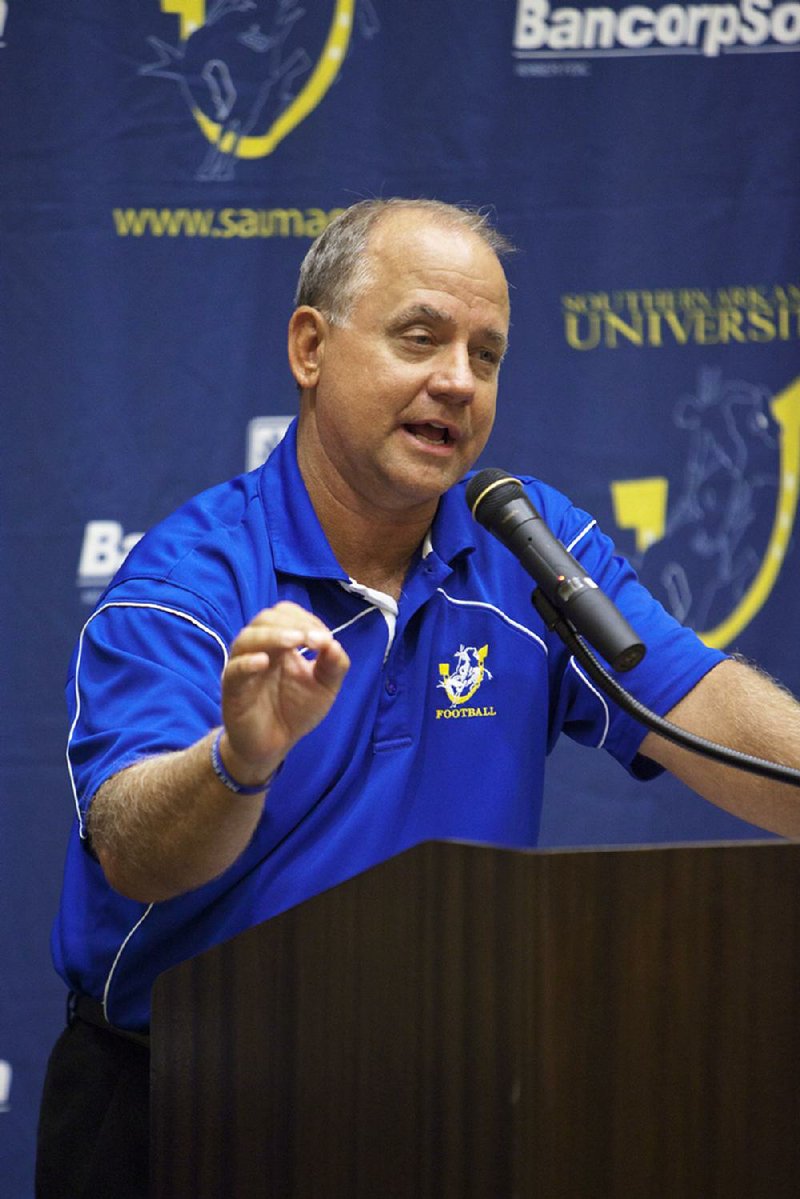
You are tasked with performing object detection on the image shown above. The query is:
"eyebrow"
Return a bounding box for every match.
[388,303,509,357]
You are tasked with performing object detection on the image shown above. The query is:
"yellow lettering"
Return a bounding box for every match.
[646,310,663,347]
[748,310,776,342]
[563,281,800,352]
[604,310,643,348]
[652,289,677,311]
[268,208,305,236]
[719,309,747,343]
[234,209,258,238]
[778,305,800,339]
[435,706,497,720]
[694,313,720,345]
[564,312,601,351]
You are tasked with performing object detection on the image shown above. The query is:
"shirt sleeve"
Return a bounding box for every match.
[539,494,727,777]
[66,597,230,827]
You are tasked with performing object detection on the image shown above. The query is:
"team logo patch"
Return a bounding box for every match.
[436,644,496,719]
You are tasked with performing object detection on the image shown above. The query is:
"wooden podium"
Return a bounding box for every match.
[151,839,800,1197]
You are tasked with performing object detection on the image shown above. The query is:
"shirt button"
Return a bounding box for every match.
[385,678,398,696]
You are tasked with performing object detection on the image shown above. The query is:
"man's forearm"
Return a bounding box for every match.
[641,658,800,837]
[88,730,275,904]
[85,603,351,904]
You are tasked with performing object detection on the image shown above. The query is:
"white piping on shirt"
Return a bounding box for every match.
[101,904,154,1023]
[568,657,611,748]
[563,519,612,745]
[67,601,230,837]
[436,588,549,656]
[566,518,597,555]
[68,601,230,1023]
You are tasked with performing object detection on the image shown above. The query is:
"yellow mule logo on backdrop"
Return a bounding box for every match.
[612,375,800,649]
[146,2,359,177]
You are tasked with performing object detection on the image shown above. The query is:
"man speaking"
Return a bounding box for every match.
[37,198,800,1197]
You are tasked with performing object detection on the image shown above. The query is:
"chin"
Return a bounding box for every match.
[388,466,462,509]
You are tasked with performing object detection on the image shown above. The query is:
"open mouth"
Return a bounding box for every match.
[405,422,453,446]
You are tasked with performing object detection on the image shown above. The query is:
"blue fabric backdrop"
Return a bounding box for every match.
[2,1,799,1190]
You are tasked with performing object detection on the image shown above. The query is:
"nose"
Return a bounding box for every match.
[428,343,475,404]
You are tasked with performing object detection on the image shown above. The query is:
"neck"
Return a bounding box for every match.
[297,436,436,601]
[313,486,433,600]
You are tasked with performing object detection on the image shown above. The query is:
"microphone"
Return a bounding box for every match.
[466,468,646,672]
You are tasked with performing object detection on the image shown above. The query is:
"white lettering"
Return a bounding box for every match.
[684,4,714,42]
[655,4,689,42]
[550,6,583,49]
[772,0,800,41]
[515,0,550,47]
[703,4,740,54]
[513,0,800,55]
[78,521,142,582]
[0,1060,11,1112]
[618,5,656,46]
[583,7,618,45]
[246,415,292,471]
[740,0,772,41]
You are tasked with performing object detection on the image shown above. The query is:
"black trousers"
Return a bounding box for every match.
[36,1007,150,1198]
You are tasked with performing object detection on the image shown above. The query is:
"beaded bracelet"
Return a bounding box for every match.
[210,730,273,796]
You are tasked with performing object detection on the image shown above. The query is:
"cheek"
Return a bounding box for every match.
[315,385,388,456]
[474,389,497,433]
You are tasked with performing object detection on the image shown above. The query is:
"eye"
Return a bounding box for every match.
[398,328,437,353]
[472,346,501,370]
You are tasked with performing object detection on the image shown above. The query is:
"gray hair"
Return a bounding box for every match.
[294,198,514,325]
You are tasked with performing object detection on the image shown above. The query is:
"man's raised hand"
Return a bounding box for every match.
[219,602,350,787]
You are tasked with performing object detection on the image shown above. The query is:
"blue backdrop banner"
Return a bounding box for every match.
[2,1,799,1190]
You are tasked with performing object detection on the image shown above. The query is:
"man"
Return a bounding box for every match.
[38,198,800,1196]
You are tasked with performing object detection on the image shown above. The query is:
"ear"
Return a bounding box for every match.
[288,306,327,390]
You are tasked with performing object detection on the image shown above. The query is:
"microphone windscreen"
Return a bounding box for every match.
[466,468,523,524]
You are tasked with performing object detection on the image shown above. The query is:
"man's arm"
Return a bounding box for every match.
[87,602,350,904]
[640,657,800,837]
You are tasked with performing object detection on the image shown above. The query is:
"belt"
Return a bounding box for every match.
[68,992,150,1050]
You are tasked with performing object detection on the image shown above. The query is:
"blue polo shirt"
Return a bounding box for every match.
[53,420,725,1029]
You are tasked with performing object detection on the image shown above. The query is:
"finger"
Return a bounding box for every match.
[223,651,270,681]
[232,609,334,657]
[250,603,333,636]
[311,639,351,688]
[230,624,309,658]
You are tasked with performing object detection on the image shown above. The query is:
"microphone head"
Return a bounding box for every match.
[466,468,524,526]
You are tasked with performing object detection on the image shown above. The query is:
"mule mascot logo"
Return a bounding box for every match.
[141,0,378,180]
[612,370,800,648]
[438,645,493,707]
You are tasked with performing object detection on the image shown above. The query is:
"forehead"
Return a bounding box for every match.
[356,211,510,329]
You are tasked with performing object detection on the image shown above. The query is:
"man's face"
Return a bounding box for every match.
[295,210,511,516]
